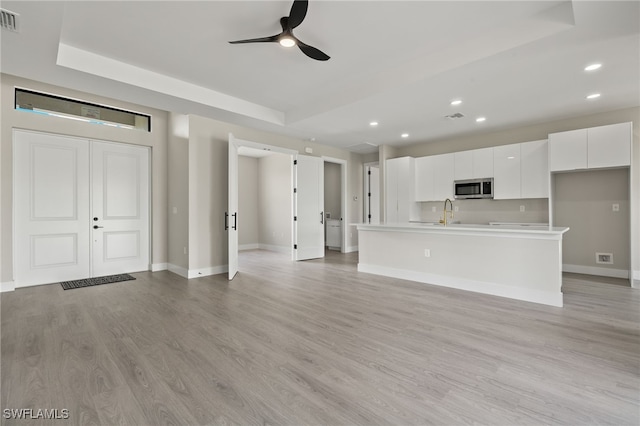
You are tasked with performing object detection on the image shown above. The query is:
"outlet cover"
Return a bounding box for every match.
[431,206,436,213]
[612,204,620,212]
[520,205,525,212]
[424,249,431,257]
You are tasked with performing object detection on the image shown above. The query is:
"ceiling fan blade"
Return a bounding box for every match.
[229,34,279,44]
[288,0,308,29]
[297,40,330,61]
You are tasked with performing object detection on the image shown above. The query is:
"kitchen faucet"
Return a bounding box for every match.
[440,198,454,226]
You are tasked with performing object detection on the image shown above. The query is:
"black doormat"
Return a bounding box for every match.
[60,274,136,290]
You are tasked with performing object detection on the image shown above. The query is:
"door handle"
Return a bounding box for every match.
[225,212,229,230]
[232,213,237,230]
[93,225,104,229]
[321,212,324,224]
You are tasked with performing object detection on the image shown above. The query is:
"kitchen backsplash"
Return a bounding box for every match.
[417,198,549,224]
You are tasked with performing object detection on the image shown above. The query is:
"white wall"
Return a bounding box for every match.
[238,156,259,248]
[554,168,630,275]
[258,154,292,251]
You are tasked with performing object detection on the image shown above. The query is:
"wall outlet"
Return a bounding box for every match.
[424,249,431,257]
[172,206,178,214]
[183,247,187,255]
[520,205,525,212]
[431,206,436,213]
[612,203,620,212]
[454,206,459,212]
[596,252,613,264]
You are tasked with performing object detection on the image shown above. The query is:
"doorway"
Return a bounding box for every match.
[13,130,150,287]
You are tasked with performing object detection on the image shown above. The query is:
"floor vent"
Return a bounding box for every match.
[596,252,613,265]
[1,9,19,32]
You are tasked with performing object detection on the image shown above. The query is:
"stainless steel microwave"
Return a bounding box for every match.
[454,178,494,199]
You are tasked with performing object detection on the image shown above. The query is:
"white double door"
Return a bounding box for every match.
[13,130,150,287]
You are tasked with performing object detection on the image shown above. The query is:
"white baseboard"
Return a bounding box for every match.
[187,265,228,279]
[1,281,15,293]
[345,245,359,253]
[168,264,189,279]
[151,263,168,272]
[239,243,259,251]
[563,264,629,279]
[633,270,640,289]
[168,263,228,279]
[258,243,291,254]
[358,263,563,307]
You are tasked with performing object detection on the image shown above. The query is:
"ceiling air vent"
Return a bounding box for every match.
[445,113,465,120]
[1,9,19,32]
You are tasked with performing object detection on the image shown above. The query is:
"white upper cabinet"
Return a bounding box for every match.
[415,156,434,202]
[549,128,587,171]
[587,122,632,168]
[432,153,455,200]
[386,157,417,223]
[521,139,549,199]
[493,144,521,199]
[549,122,631,172]
[454,147,494,180]
[473,147,494,179]
[493,140,549,200]
[454,151,473,180]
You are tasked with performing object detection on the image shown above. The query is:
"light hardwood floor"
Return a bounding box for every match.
[2,250,639,425]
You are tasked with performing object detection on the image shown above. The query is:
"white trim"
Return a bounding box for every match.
[239,243,260,251]
[259,244,292,254]
[633,270,640,289]
[1,281,16,292]
[345,245,359,253]
[188,265,228,279]
[563,264,629,279]
[358,263,563,307]
[168,263,189,279]
[168,263,229,279]
[151,263,168,272]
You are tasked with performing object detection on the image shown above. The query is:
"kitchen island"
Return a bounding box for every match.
[356,223,569,307]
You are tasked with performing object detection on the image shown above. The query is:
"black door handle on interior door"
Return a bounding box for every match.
[321,212,324,224]
[93,225,104,229]
[232,213,237,230]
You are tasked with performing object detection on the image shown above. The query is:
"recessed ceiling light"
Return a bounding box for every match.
[586,93,601,99]
[584,63,602,71]
[369,121,378,126]
[476,117,486,123]
[401,133,409,138]
[450,99,462,106]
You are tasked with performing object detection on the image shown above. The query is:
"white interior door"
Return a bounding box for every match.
[13,130,91,287]
[13,130,150,287]
[295,155,324,260]
[91,141,150,277]
[228,133,239,279]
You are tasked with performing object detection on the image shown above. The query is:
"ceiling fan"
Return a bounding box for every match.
[228,0,330,61]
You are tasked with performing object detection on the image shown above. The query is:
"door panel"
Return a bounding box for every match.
[13,130,91,287]
[295,155,324,260]
[91,141,150,277]
[228,134,239,279]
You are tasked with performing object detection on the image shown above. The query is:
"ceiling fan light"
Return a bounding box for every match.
[279,37,296,48]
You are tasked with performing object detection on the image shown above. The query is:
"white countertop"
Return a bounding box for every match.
[355,222,570,239]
